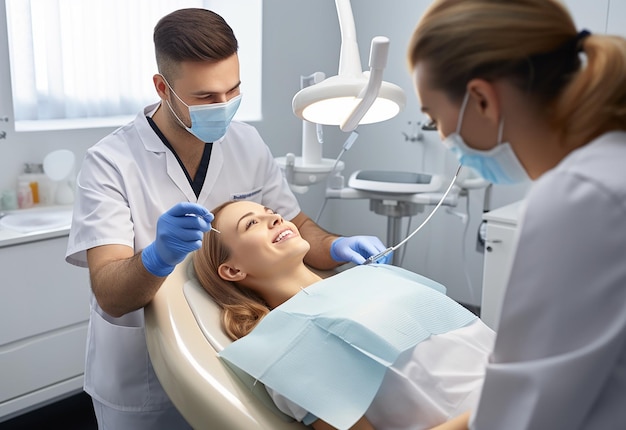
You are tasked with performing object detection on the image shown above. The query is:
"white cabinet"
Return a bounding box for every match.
[0,234,89,421]
[480,201,524,330]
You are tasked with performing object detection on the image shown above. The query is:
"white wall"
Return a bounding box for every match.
[1,0,623,305]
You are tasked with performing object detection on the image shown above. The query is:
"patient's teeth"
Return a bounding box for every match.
[274,230,293,243]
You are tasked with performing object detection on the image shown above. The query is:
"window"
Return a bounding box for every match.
[4,0,262,131]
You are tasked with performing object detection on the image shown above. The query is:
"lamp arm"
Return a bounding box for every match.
[340,36,389,132]
[301,72,326,164]
[336,0,362,78]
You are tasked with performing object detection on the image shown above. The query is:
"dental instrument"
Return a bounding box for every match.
[202,214,221,234]
[185,212,220,233]
[364,164,463,265]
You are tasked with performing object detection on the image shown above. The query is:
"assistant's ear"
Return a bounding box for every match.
[218,262,247,282]
[466,79,500,123]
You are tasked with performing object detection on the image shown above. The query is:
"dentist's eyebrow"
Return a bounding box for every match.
[193,81,241,97]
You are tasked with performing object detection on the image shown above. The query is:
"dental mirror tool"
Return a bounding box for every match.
[364,163,463,264]
[185,212,221,234]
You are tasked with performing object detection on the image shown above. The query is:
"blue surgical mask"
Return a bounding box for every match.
[163,76,242,143]
[442,92,529,184]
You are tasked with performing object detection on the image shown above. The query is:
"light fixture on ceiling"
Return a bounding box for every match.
[291,0,406,132]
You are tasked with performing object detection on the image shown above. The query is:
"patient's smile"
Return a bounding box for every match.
[273,229,294,243]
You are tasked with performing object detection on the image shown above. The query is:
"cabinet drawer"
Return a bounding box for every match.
[0,323,87,403]
[0,236,89,345]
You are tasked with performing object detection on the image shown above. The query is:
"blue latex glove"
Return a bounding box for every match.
[142,202,213,277]
[330,236,392,265]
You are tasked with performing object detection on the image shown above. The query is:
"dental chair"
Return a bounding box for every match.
[145,254,309,429]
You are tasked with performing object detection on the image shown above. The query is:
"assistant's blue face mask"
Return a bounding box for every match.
[163,76,242,143]
[442,92,529,184]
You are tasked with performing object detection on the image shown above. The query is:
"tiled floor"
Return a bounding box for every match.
[0,392,97,430]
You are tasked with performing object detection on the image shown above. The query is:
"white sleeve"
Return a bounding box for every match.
[471,170,626,429]
[65,141,135,266]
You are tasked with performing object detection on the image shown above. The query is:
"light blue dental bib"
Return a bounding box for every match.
[219,264,477,429]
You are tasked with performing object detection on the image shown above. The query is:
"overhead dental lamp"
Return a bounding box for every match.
[277,0,406,193]
[276,72,347,193]
[292,0,406,132]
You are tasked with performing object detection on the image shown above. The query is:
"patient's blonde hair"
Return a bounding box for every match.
[407,0,626,147]
[193,201,270,340]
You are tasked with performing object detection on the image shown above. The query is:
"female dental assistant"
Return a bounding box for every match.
[407,0,626,428]
[65,8,387,430]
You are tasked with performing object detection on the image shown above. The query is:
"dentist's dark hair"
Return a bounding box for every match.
[407,0,626,148]
[193,201,270,341]
[154,8,239,81]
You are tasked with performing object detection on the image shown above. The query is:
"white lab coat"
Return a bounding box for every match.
[65,103,300,427]
[471,131,626,429]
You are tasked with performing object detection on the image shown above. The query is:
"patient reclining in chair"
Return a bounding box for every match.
[193,200,495,430]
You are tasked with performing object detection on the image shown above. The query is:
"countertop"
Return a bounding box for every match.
[0,205,73,248]
[482,200,526,226]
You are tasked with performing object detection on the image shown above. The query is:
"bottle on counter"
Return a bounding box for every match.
[18,163,52,205]
[1,189,19,210]
[17,181,33,209]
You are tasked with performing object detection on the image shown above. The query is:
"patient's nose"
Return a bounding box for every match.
[269,214,283,227]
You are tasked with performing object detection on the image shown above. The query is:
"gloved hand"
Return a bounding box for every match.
[330,236,392,265]
[142,202,213,277]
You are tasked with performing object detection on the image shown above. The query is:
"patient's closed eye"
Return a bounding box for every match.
[242,207,278,230]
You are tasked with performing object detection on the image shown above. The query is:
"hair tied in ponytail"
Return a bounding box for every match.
[575,29,591,52]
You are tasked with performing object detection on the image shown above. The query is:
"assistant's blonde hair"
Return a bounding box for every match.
[408,0,626,147]
[193,201,270,340]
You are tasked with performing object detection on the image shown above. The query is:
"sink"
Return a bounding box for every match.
[0,207,73,233]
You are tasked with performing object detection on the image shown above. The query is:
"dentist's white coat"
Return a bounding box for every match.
[66,102,300,429]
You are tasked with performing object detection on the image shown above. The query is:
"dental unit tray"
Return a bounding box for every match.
[348,170,442,194]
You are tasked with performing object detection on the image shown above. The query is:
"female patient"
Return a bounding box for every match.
[193,200,495,430]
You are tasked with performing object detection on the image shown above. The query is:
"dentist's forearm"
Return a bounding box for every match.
[88,245,166,317]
